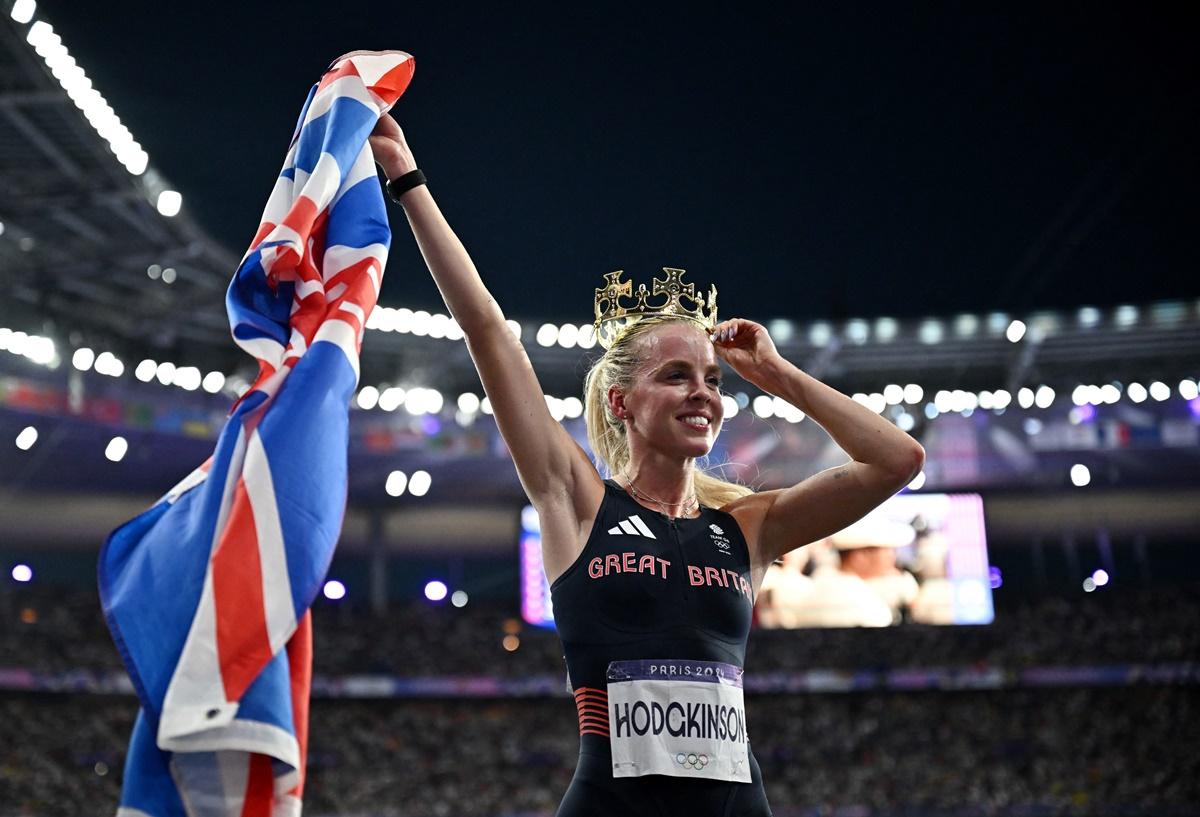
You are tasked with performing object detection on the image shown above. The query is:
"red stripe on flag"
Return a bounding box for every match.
[212,478,274,702]
[315,59,361,94]
[286,611,312,798]
[370,59,415,105]
[239,753,275,817]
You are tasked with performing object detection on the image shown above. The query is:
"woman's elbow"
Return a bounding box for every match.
[887,443,925,484]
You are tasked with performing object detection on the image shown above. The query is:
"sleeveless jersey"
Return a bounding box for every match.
[550,480,756,732]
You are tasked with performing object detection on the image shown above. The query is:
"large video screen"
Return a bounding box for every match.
[520,492,993,630]
[757,492,993,628]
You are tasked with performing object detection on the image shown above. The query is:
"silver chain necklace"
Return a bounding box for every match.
[620,474,699,519]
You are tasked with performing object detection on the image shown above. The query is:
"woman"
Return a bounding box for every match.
[369,113,924,816]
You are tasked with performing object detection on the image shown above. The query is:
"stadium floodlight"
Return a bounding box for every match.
[1070,464,1091,487]
[557,323,579,349]
[154,361,176,386]
[356,385,380,410]
[917,319,943,345]
[720,395,738,419]
[507,320,523,339]
[322,580,346,600]
[72,347,95,371]
[562,396,584,419]
[883,384,904,405]
[1179,379,1199,401]
[1005,320,1027,343]
[457,392,481,414]
[1034,386,1055,409]
[385,471,408,497]
[11,563,33,582]
[15,426,38,451]
[105,436,128,463]
[904,384,924,404]
[408,470,432,497]
[424,580,448,602]
[1148,381,1170,402]
[410,310,431,336]
[451,590,469,607]
[202,371,226,394]
[536,323,558,347]
[10,0,36,24]
[752,395,774,418]
[953,313,979,337]
[808,322,832,347]
[1114,305,1138,328]
[161,267,177,284]
[156,190,182,217]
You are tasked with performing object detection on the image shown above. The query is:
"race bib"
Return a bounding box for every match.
[606,659,750,783]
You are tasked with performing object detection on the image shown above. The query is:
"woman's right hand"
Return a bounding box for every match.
[368,113,417,181]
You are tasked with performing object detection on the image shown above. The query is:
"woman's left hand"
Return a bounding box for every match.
[710,318,785,386]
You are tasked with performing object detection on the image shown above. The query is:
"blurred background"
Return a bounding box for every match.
[1,2,1198,815]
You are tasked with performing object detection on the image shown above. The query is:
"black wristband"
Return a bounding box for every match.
[385,169,426,203]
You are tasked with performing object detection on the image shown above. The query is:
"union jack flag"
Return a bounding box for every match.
[99,51,414,817]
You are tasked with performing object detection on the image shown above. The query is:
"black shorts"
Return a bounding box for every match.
[556,736,773,817]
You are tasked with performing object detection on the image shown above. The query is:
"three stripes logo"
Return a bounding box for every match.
[608,514,656,539]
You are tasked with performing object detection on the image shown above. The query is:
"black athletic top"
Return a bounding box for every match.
[550,479,756,735]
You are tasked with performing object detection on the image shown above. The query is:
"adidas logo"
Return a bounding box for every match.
[608,514,656,539]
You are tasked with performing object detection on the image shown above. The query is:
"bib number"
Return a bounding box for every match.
[606,659,750,783]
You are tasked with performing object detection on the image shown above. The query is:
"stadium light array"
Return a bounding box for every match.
[22,19,150,176]
[11,563,33,583]
[1179,379,1199,401]
[0,327,58,367]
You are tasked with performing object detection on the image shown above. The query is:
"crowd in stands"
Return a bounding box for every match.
[4,686,1197,817]
[3,584,1197,677]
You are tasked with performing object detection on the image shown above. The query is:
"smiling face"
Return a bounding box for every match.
[608,320,725,461]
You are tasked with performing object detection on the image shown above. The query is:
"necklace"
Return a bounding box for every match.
[621,474,699,519]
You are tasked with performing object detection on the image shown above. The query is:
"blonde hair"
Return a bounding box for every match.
[583,314,753,510]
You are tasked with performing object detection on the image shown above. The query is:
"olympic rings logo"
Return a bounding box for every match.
[675,751,710,770]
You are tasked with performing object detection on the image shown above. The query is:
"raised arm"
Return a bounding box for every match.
[369,115,603,580]
[713,319,926,583]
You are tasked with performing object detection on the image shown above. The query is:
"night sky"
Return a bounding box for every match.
[40,2,1198,323]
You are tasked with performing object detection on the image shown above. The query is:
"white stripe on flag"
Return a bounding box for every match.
[630,515,655,539]
[347,52,411,87]
[159,426,249,743]
[330,144,380,211]
[311,318,361,383]
[323,243,388,284]
[305,75,379,128]
[619,519,638,535]
[339,302,366,323]
[244,431,296,655]
[294,152,342,214]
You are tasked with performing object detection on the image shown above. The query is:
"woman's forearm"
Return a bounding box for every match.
[395,187,506,335]
[756,357,923,477]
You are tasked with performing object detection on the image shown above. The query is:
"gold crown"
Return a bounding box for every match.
[593,268,718,350]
